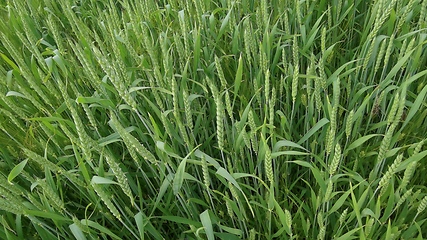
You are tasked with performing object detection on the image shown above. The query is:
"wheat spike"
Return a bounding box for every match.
[69,41,106,96]
[264,142,273,184]
[314,77,322,111]
[160,33,172,80]
[377,122,397,168]
[378,154,403,195]
[0,109,25,133]
[330,105,338,134]
[215,55,227,90]
[46,14,65,53]
[242,126,252,150]
[417,196,427,215]
[336,0,343,17]
[0,186,24,214]
[383,34,395,70]
[178,10,189,54]
[105,154,134,205]
[265,68,271,103]
[225,91,234,122]
[26,192,45,211]
[183,88,194,130]
[284,209,292,231]
[394,93,406,124]
[326,127,335,155]
[244,21,253,64]
[191,0,203,24]
[178,119,191,147]
[321,26,326,55]
[110,112,158,165]
[260,44,268,75]
[324,179,333,202]
[305,68,314,99]
[225,158,233,176]
[317,225,326,240]
[141,25,160,75]
[0,92,26,119]
[81,103,98,133]
[61,84,94,161]
[402,38,415,70]
[269,87,276,127]
[318,58,327,90]
[413,140,425,155]
[201,155,210,189]
[396,0,415,33]
[248,110,258,152]
[387,92,400,126]
[228,182,239,201]
[161,112,174,140]
[261,0,268,26]
[248,26,257,64]
[279,74,285,104]
[215,94,225,152]
[307,55,315,98]
[327,4,332,28]
[295,0,302,27]
[345,110,354,139]
[24,148,60,172]
[24,148,86,186]
[329,143,341,175]
[396,188,412,209]
[374,38,387,74]
[92,182,121,221]
[92,46,137,110]
[225,193,234,219]
[254,78,262,108]
[418,0,427,28]
[37,179,65,212]
[400,162,417,191]
[365,217,374,236]
[0,198,24,215]
[346,75,352,102]
[173,33,185,71]
[339,208,348,226]
[292,36,299,104]
[171,76,180,119]
[301,94,307,107]
[398,39,408,61]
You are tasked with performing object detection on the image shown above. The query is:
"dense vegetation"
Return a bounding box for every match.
[1,0,427,239]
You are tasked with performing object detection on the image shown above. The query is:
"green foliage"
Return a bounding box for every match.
[0,0,426,239]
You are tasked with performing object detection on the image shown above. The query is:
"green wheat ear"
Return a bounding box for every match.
[264,140,273,184]
[378,154,403,196]
[329,143,341,176]
[37,179,65,212]
[110,112,158,166]
[104,153,134,206]
[415,196,427,220]
[0,0,426,238]
[292,36,299,104]
[345,110,354,139]
[339,208,348,226]
[92,182,121,221]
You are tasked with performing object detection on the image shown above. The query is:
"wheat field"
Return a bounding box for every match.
[0,0,427,239]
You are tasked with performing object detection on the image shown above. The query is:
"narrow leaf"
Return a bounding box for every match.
[8,159,28,183]
[200,210,215,240]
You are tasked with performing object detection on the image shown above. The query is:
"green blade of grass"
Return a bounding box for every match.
[7,159,27,183]
[200,210,215,240]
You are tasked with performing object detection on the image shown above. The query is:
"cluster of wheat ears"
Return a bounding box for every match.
[0,0,427,239]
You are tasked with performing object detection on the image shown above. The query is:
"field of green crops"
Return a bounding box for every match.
[1,0,427,239]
